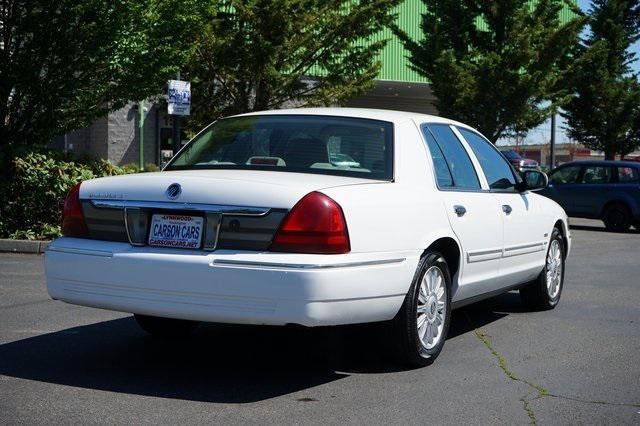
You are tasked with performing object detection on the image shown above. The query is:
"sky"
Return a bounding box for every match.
[499,0,639,146]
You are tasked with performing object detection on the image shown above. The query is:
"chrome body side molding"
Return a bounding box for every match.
[210,258,406,270]
[467,241,546,263]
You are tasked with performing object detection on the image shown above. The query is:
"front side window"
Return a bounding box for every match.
[617,167,639,182]
[550,166,580,184]
[458,127,517,191]
[167,115,393,180]
[581,166,612,184]
[423,124,481,190]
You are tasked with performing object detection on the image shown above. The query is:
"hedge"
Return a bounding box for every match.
[0,152,138,240]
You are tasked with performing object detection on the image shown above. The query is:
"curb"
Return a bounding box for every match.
[0,239,51,254]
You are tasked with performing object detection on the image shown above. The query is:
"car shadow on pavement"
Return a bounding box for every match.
[0,294,520,403]
[570,224,640,234]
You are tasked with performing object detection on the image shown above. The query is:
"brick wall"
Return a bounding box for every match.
[105,102,158,166]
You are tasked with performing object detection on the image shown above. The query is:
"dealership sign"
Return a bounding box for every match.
[167,80,191,116]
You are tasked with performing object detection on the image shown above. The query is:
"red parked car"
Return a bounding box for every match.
[500,149,540,173]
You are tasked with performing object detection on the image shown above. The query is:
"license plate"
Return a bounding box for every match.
[148,214,203,249]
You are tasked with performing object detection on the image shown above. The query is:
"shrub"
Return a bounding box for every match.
[144,162,160,172]
[121,163,143,174]
[0,151,135,240]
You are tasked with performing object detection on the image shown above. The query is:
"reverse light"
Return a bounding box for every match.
[270,192,350,254]
[62,183,89,237]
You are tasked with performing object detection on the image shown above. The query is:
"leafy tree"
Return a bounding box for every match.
[393,0,585,142]
[562,0,640,160]
[0,0,201,165]
[186,0,400,129]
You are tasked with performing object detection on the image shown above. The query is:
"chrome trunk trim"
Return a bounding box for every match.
[90,199,271,248]
[90,199,271,216]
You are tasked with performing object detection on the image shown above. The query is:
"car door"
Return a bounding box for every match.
[456,127,548,288]
[543,165,582,215]
[570,165,614,217]
[421,124,504,302]
[615,166,640,216]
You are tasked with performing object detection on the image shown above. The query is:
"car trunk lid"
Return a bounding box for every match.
[78,169,385,250]
[80,169,380,209]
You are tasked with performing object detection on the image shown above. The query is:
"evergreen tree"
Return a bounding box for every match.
[393,0,585,142]
[186,0,400,129]
[562,0,640,160]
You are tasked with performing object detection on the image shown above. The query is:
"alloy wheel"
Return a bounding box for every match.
[546,239,563,299]
[417,266,446,350]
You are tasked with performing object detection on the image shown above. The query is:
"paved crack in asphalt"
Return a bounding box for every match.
[464,311,640,425]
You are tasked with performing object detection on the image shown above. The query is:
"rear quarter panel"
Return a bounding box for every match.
[322,120,454,254]
[612,183,640,218]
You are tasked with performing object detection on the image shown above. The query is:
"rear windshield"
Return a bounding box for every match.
[166,115,394,180]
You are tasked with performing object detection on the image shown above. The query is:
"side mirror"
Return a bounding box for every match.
[517,170,548,192]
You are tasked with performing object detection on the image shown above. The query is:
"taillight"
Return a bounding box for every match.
[270,192,350,254]
[62,183,89,237]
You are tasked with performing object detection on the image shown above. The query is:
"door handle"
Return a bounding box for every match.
[454,205,467,217]
[502,205,513,215]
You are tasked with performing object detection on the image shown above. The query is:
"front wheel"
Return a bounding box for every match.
[393,253,451,367]
[520,228,565,310]
[134,314,200,338]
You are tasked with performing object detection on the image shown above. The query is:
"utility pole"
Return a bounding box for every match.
[172,71,181,155]
[550,110,556,168]
[139,100,145,171]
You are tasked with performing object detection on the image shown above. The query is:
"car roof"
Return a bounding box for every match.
[232,107,476,130]
[556,160,640,169]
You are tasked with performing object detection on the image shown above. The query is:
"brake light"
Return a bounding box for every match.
[271,192,350,254]
[62,183,89,237]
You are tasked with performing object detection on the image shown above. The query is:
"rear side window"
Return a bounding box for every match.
[500,150,521,160]
[458,127,517,192]
[167,115,393,180]
[550,166,580,184]
[581,166,612,184]
[423,129,454,188]
[422,124,480,190]
[617,167,639,182]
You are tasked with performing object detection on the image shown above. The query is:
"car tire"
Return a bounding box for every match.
[393,252,451,368]
[134,314,199,338]
[602,203,632,232]
[520,228,565,310]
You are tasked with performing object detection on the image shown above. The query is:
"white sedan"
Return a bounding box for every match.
[45,108,570,366]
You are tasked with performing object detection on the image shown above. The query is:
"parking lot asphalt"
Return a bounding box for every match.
[1,218,639,425]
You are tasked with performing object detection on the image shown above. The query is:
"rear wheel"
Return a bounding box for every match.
[393,253,451,367]
[602,203,632,232]
[520,228,565,310]
[134,314,199,338]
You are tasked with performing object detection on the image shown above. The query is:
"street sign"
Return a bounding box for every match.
[167,80,191,116]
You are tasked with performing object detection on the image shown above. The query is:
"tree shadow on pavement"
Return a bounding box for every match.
[0,293,521,402]
[570,224,640,234]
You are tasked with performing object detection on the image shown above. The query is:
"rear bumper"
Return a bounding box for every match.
[45,238,419,326]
